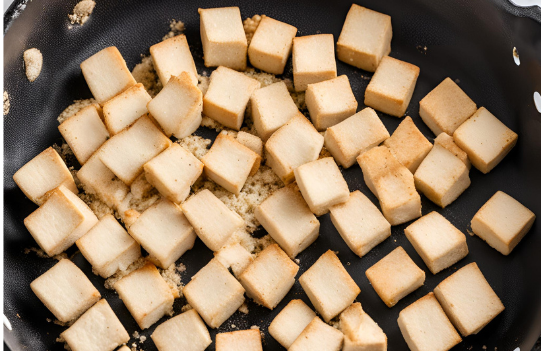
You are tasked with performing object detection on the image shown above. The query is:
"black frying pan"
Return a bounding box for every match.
[4,0,541,350]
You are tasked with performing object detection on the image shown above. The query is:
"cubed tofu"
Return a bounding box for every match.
[216,329,263,351]
[80,46,136,104]
[151,309,211,351]
[199,7,247,70]
[357,145,402,197]
[305,75,358,131]
[114,262,175,329]
[471,191,535,255]
[150,34,198,86]
[128,200,196,269]
[324,107,390,168]
[98,116,172,185]
[405,212,468,274]
[299,250,360,322]
[292,34,337,91]
[419,77,477,136]
[181,189,244,251]
[397,293,462,351]
[147,72,203,139]
[329,190,391,258]
[102,83,152,135]
[30,259,100,323]
[238,244,299,309]
[24,186,98,256]
[336,4,392,72]
[289,317,344,351]
[251,81,299,141]
[61,299,129,351]
[118,347,130,351]
[236,131,263,156]
[183,258,246,328]
[340,303,387,351]
[434,262,505,336]
[365,247,425,307]
[76,214,141,278]
[434,132,470,169]
[383,116,433,173]
[13,146,77,205]
[265,113,324,184]
[294,157,350,216]
[214,243,254,277]
[453,107,518,174]
[414,144,471,208]
[201,132,260,194]
[144,144,204,204]
[364,56,420,117]
[268,299,317,349]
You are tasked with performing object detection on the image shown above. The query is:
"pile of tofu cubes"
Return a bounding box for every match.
[12,3,536,351]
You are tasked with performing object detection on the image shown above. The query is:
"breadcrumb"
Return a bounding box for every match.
[68,0,96,25]
[23,48,43,82]
[131,56,162,97]
[197,74,210,95]
[162,20,186,41]
[176,135,211,160]
[243,15,265,46]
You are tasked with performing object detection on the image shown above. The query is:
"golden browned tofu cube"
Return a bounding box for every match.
[434,132,470,169]
[152,309,211,351]
[150,34,198,86]
[102,83,152,135]
[356,145,402,196]
[216,329,263,351]
[268,299,317,349]
[292,34,337,91]
[236,131,263,156]
[340,303,387,351]
[289,317,344,351]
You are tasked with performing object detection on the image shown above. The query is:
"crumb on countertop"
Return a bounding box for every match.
[68,0,96,25]
[23,48,43,82]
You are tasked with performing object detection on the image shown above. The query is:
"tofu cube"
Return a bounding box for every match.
[471,191,535,255]
[383,116,433,173]
[364,56,420,117]
[147,72,203,139]
[453,107,518,174]
[434,132,470,169]
[183,258,246,328]
[151,309,211,351]
[98,116,172,185]
[114,262,175,329]
[144,144,204,204]
[214,243,254,277]
[150,34,198,86]
[203,66,260,130]
[181,189,244,251]
[216,329,263,351]
[80,46,136,104]
[30,259,101,322]
[118,347,130,351]
[128,200,196,268]
[340,303,387,351]
[248,16,297,74]
[336,4,392,72]
[268,299,317,349]
[102,83,152,135]
[329,190,391,258]
[265,113,324,184]
[299,250,360,322]
[13,146,77,205]
[397,292,462,351]
[201,132,260,194]
[414,144,471,208]
[236,131,263,156]
[61,299,130,351]
[434,262,505,336]
[289,317,344,351]
[238,244,299,309]
[24,185,98,256]
[76,214,141,278]
[419,77,477,135]
[324,107,390,168]
[251,81,299,141]
[292,34,337,92]
[198,7,247,70]
[305,75,358,131]
[294,157,350,216]
[356,145,402,197]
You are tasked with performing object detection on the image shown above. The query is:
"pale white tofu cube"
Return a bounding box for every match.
[299,250,360,322]
[434,262,505,336]
[419,77,477,135]
[76,214,141,278]
[289,317,344,351]
[339,303,387,351]
[324,107,389,168]
[80,46,136,104]
[13,146,77,205]
[30,259,101,322]
[216,329,263,351]
[268,299,317,349]
[150,34,198,86]
[434,132,470,169]
[102,83,152,135]
[183,258,246,328]
[329,190,391,258]
[336,4,392,72]
[236,131,263,156]
[151,309,211,351]
[453,107,518,174]
[471,191,535,255]
[365,247,425,307]
[199,7,247,70]
[293,34,337,91]
[114,262,175,329]
[214,242,254,277]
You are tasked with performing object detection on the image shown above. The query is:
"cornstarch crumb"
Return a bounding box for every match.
[238,303,249,314]
[162,20,185,41]
[23,48,43,82]
[3,91,10,115]
[176,135,211,160]
[68,0,96,25]
[243,15,265,46]
[132,56,162,97]
[181,304,193,313]
[160,263,185,298]
[197,73,210,95]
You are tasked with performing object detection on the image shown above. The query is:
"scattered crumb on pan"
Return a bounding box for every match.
[23,48,43,82]
[4,91,10,115]
[68,0,96,25]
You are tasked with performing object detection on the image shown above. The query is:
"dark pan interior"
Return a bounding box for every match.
[4,0,541,350]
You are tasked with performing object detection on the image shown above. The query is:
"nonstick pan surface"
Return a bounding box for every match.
[4,0,541,350]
